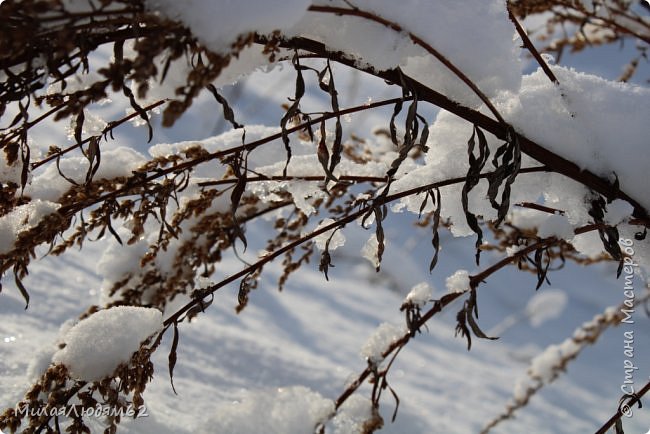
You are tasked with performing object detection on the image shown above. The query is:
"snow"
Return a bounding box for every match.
[389,66,650,270]
[361,233,380,269]
[147,0,521,108]
[0,199,61,256]
[0,152,21,184]
[403,282,432,308]
[2,232,649,433]
[571,230,607,259]
[197,386,377,434]
[360,323,405,365]
[513,336,582,400]
[52,306,163,382]
[529,344,564,383]
[605,199,634,226]
[497,65,650,212]
[313,218,346,251]
[27,147,146,202]
[526,289,569,328]
[294,0,521,106]
[445,269,470,294]
[505,244,523,257]
[327,395,374,434]
[2,1,650,433]
[286,181,327,216]
[199,386,333,434]
[145,0,311,55]
[537,214,575,240]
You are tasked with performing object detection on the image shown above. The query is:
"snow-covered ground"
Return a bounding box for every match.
[2,215,649,433]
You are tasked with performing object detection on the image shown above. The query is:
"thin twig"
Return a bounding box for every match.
[31,99,168,169]
[507,6,559,85]
[162,165,549,327]
[333,221,613,412]
[197,175,387,187]
[595,380,650,434]
[307,5,507,124]
[56,95,413,217]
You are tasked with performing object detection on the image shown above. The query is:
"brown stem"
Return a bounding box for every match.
[264,35,649,221]
[2,102,68,143]
[56,95,412,217]
[515,202,565,215]
[334,221,609,410]
[594,380,650,434]
[197,175,387,187]
[31,99,168,170]
[36,8,143,23]
[162,165,548,327]
[507,7,559,85]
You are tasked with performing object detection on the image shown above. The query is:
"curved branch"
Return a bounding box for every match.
[162,165,549,327]
[332,221,616,412]
[307,4,507,124]
[31,99,168,169]
[55,95,413,217]
[196,174,388,187]
[259,35,649,221]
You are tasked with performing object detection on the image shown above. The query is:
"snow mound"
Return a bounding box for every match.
[499,66,650,212]
[52,306,163,381]
[199,386,333,434]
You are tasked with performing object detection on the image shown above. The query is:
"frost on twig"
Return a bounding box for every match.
[481,290,650,433]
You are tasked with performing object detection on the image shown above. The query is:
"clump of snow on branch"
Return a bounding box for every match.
[52,306,163,381]
[313,219,346,251]
[389,63,650,275]
[145,0,311,54]
[445,270,470,294]
[498,65,650,212]
[146,0,521,108]
[403,282,432,308]
[528,340,581,384]
[361,322,405,365]
[0,153,21,185]
[326,395,375,434]
[0,200,61,256]
[96,233,150,304]
[361,233,380,269]
[604,199,634,225]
